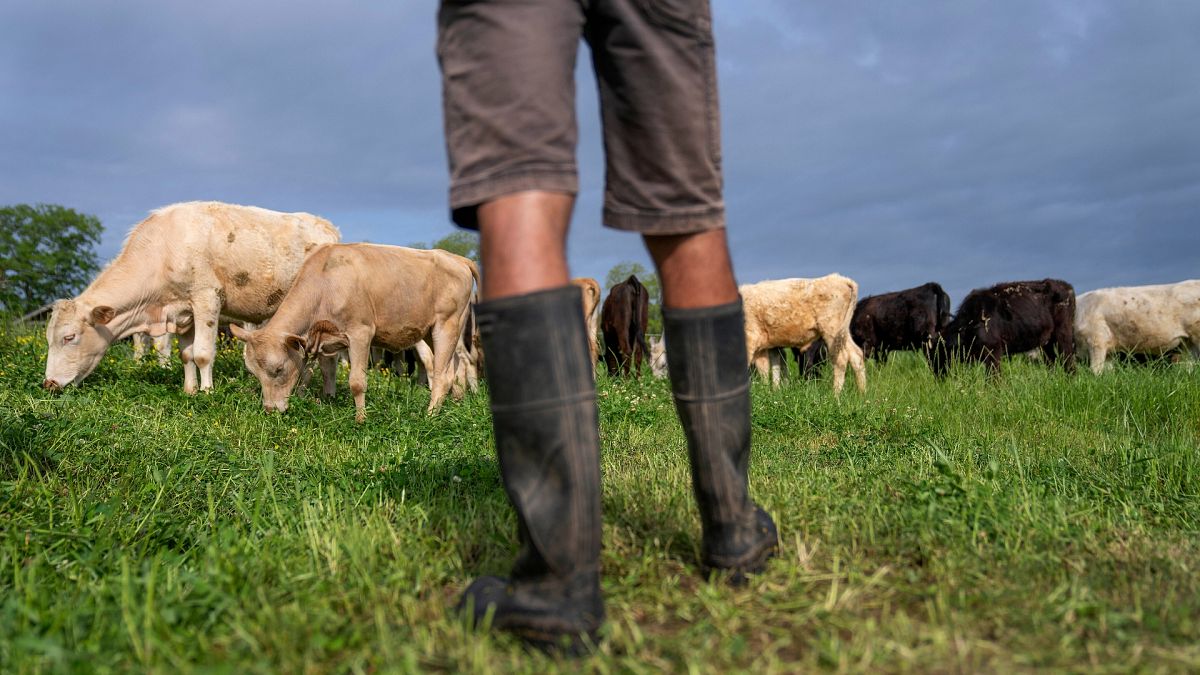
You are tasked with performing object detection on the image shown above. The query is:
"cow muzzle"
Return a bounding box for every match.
[264,399,289,413]
[42,379,64,391]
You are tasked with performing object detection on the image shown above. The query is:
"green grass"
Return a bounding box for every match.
[2,320,1198,673]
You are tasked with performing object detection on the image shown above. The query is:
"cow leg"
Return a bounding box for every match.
[1041,341,1059,370]
[619,334,633,377]
[318,354,338,398]
[133,333,147,359]
[768,349,783,387]
[1089,343,1108,375]
[153,333,172,367]
[347,332,373,423]
[179,329,198,394]
[751,350,771,383]
[849,341,867,393]
[1055,322,1076,374]
[829,338,848,396]
[983,347,1002,378]
[427,317,462,413]
[190,295,222,392]
[414,340,434,388]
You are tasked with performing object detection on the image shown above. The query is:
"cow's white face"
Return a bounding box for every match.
[43,300,117,389]
[231,325,306,413]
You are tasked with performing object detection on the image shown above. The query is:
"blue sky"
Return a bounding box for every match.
[2,1,1196,304]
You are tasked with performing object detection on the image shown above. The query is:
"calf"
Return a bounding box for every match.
[601,275,650,377]
[232,244,477,421]
[933,279,1075,377]
[1074,280,1200,374]
[853,282,950,365]
[741,274,867,395]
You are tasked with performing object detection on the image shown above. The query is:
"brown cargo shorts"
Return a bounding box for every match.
[437,0,724,234]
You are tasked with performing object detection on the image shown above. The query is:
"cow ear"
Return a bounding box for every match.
[90,306,116,325]
[309,320,349,356]
[229,324,252,342]
[284,333,307,353]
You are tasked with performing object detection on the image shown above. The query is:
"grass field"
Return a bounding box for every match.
[2,319,1198,673]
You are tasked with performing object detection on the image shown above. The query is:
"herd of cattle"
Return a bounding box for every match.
[39,202,1200,421]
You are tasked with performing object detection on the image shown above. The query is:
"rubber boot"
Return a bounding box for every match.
[663,299,778,584]
[456,286,604,652]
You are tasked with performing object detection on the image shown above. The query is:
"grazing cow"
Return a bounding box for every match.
[571,277,602,375]
[853,282,951,364]
[601,275,650,377]
[43,202,340,393]
[741,274,867,395]
[231,244,477,421]
[1074,280,1200,374]
[933,279,1076,377]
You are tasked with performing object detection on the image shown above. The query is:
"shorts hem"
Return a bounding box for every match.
[603,205,726,235]
[450,166,578,229]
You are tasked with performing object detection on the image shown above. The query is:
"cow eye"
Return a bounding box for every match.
[63,334,76,344]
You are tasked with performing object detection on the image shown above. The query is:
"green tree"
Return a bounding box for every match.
[0,204,103,315]
[410,231,480,262]
[604,261,662,334]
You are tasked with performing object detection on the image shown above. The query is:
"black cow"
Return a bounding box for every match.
[852,282,951,366]
[795,282,950,374]
[601,275,650,377]
[933,279,1076,377]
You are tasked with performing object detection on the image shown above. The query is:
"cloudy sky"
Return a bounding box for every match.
[2,1,1196,304]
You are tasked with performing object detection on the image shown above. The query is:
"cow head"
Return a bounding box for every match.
[43,299,118,389]
[232,320,348,413]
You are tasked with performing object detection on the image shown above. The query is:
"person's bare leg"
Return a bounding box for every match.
[644,228,738,309]
[644,227,778,583]
[458,189,605,648]
[478,191,574,300]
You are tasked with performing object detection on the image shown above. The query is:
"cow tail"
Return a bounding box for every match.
[464,259,481,355]
[829,278,859,361]
[631,281,650,359]
[937,287,951,332]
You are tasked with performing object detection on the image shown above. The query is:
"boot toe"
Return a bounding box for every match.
[703,506,779,586]
[456,575,512,626]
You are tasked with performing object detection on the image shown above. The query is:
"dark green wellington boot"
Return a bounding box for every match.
[662,299,778,584]
[456,286,604,652]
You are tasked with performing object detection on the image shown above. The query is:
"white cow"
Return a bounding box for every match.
[44,202,340,393]
[741,274,867,395]
[231,244,478,421]
[1075,280,1200,374]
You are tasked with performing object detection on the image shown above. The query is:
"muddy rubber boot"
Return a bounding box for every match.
[456,286,604,652]
[663,299,778,585]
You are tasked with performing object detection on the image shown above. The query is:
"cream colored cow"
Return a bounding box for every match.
[571,277,602,376]
[741,274,867,395]
[231,244,478,421]
[44,202,340,393]
[1075,280,1200,374]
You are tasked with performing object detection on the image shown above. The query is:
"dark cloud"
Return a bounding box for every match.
[2,1,1196,306]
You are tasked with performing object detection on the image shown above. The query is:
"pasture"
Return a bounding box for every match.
[1,320,1198,673]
